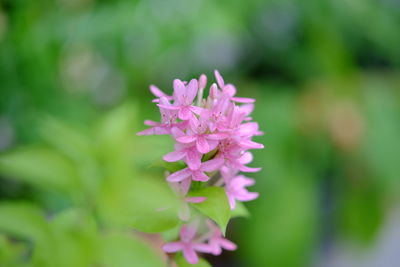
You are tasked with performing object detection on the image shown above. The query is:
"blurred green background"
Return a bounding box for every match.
[1,0,400,266]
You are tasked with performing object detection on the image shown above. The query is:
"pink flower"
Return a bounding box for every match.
[158,79,203,120]
[198,74,207,90]
[214,70,255,103]
[167,157,224,183]
[176,112,227,154]
[207,94,231,132]
[214,70,237,98]
[206,220,237,255]
[217,140,261,172]
[149,84,173,103]
[163,224,211,264]
[163,142,202,170]
[222,167,259,209]
[138,70,264,264]
[137,97,185,135]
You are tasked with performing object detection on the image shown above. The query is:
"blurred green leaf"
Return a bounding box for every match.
[0,234,30,267]
[46,209,97,267]
[188,187,230,234]
[39,118,92,162]
[240,173,319,267]
[97,233,164,267]
[338,183,384,244]
[99,177,180,233]
[157,160,186,173]
[161,224,181,243]
[0,147,78,194]
[0,202,49,242]
[175,253,211,267]
[95,103,136,157]
[230,201,250,219]
[39,118,101,199]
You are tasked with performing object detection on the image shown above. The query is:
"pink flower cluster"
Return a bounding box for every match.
[138,71,263,264]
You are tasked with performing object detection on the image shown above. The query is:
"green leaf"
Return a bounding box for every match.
[38,118,101,197]
[39,118,92,162]
[160,161,186,173]
[201,148,218,162]
[99,176,180,233]
[161,224,181,242]
[0,234,29,267]
[175,253,211,267]
[188,187,230,234]
[0,147,78,194]
[95,103,136,158]
[95,104,138,187]
[45,209,97,267]
[231,201,250,219]
[97,233,164,267]
[0,202,49,242]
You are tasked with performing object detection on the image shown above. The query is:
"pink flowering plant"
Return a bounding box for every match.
[138,71,263,265]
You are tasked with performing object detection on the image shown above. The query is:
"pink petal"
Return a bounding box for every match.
[236,191,259,202]
[241,103,254,115]
[177,135,197,144]
[239,165,261,173]
[167,168,192,182]
[183,246,199,265]
[221,166,237,182]
[186,79,198,103]
[209,241,222,255]
[229,106,246,127]
[209,121,217,132]
[163,150,186,162]
[207,133,228,140]
[238,122,259,137]
[201,157,224,172]
[193,243,212,253]
[196,136,210,154]
[144,120,159,126]
[214,70,225,88]
[220,238,237,251]
[227,193,236,210]
[185,149,201,170]
[192,171,209,182]
[190,105,205,115]
[179,107,192,120]
[188,115,199,131]
[207,140,219,151]
[185,196,207,203]
[180,178,192,195]
[232,176,255,187]
[180,225,197,242]
[157,104,180,110]
[239,139,264,149]
[136,127,169,136]
[152,96,173,103]
[209,83,219,99]
[149,85,166,98]
[163,242,184,253]
[239,152,253,165]
[173,79,186,99]
[231,97,255,103]
[171,127,185,139]
[223,84,236,97]
[199,74,207,89]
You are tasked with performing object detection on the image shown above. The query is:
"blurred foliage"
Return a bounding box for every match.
[0,0,400,266]
[0,104,178,266]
